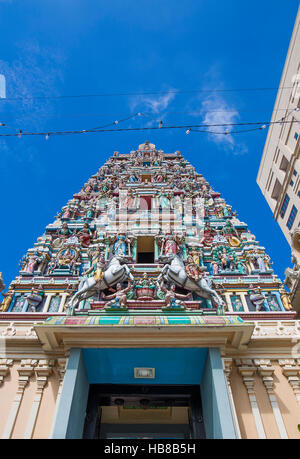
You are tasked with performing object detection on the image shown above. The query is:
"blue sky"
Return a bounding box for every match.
[0,0,299,290]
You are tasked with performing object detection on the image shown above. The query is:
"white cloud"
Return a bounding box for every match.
[200,92,239,149]
[188,66,248,154]
[129,90,176,124]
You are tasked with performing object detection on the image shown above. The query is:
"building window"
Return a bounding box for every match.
[280,194,290,218]
[290,180,294,187]
[295,132,299,141]
[271,179,282,200]
[287,205,298,230]
[279,155,289,171]
[293,169,298,177]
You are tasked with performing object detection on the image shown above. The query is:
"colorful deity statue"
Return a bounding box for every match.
[248,284,266,311]
[212,246,237,272]
[62,204,73,219]
[84,248,106,282]
[173,194,183,218]
[201,222,216,246]
[155,187,171,210]
[56,247,79,270]
[221,220,241,247]
[20,253,39,274]
[85,204,96,220]
[102,281,132,310]
[185,255,203,282]
[26,285,45,312]
[279,287,293,311]
[211,261,219,275]
[77,222,94,247]
[153,169,166,183]
[109,228,135,257]
[159,282,192,310]
[189,248,204,267]
[215,205,224,218]
[135,273,156,300]
[0,289,14,312]
[121,190,139,212]
[156,233,184,257]
[52,222,73,248]
[219,248,236,271]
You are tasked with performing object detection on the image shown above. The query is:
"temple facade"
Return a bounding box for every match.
[0,142,300,439]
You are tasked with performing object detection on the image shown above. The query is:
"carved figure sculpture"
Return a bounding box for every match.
[102,281,132,309]
[159,281,192,309]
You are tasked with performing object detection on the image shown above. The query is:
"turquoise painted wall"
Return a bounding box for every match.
[82,348,208,384]
[51,349,89,439]
[201,348,237,439]
[52,347,236,439]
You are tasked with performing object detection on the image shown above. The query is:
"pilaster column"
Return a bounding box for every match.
[254,359,288,439]
[49,358,67,438]
[0,358,13,385]
[59,293,69,312]
[223,293,232,312]
[236,359,266,439]
[43,293,56,312]
[223,358,241,438]
[279,359,300,408]
[24,359,55,439]
[239,292,249,311]
[2,359,37,439]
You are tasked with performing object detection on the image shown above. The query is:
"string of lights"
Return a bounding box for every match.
[0,103,298,140]
[0,118,299,139]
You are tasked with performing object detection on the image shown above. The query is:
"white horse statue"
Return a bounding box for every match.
[66,255,135,315]
[157,254,224,310]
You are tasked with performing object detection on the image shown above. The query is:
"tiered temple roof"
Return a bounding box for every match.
[0,142,295,321]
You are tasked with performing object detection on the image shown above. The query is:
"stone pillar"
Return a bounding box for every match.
[24,359,55,439]
[51,349,89,439]
[2,359,37,439]
[49,358,67,438]
[223,358,242,438]
[279,359,300,408]
[201,349,237,438]
[254,359,288,439]
[236,359,266,439]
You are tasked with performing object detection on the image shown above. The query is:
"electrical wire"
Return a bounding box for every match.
[0,86,294,102]
[0,119,298,138]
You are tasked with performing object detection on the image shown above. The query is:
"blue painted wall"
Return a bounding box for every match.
[82,348,208,384]
[52,347,237,439]
[52,348,89,439]
[201,348,237,439]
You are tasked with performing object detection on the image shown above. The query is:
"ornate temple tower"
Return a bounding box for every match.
[0,142,300,439]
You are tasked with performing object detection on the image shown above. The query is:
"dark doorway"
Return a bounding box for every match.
[83,384,206,439]
[137,236,155,264]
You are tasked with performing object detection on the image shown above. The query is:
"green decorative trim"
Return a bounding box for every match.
[43,315,244,327]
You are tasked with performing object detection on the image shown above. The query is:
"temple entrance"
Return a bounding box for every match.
[137,236,155,263]
[82,384,205,439]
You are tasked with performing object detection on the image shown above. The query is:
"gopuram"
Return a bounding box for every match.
[0,142,300,439]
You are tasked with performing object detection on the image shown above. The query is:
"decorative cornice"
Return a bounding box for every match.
[0,358,13,385]
[34,315,254,352]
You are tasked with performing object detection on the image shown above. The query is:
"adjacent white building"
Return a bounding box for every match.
[257,6,300,311]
